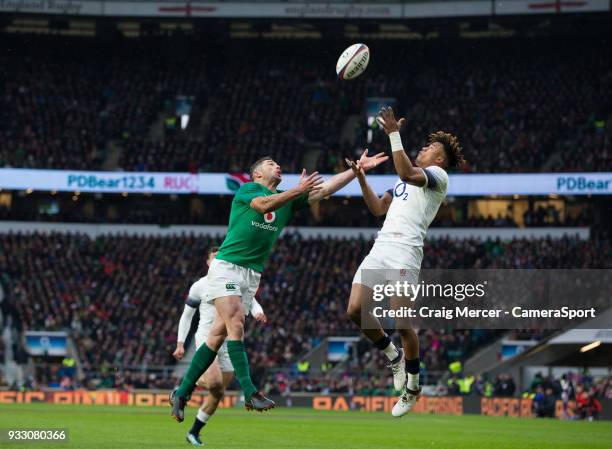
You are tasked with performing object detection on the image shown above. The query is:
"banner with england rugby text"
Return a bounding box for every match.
[0,169,610,196]
[0,0,607,18]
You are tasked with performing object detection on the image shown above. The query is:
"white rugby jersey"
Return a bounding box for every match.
[376,165,449,247]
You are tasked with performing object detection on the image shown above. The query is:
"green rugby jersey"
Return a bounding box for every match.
[216,182,310,272]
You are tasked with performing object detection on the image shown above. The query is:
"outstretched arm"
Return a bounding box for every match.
[378,107,426,187]
[308,149,388,203]
[250,169,323,214]
[307,168,354,203]
[345,158,392,216]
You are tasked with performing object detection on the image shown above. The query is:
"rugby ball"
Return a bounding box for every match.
[336,43,370,80]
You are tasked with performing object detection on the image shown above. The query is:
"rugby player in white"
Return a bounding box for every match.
[173,246,267,446]
[346,107,464,417]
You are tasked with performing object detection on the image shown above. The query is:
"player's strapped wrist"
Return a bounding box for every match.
[388,132,404,152]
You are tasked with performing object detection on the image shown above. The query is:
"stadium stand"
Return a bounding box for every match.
[0,232,609,391]
[1,35,610,174]
[0,193,598,228]
[0,35,207,171]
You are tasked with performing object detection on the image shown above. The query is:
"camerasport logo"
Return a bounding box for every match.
[264,212,276,223]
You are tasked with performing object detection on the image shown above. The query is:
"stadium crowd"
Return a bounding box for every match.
[0,35,207,171]
[261,368,612,420]
[526,371,610,420]
[0,196,596,229]
[1,231,609,392]
[1,35,610,174]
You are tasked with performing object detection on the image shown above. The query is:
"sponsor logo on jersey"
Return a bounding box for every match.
[225,283,237,290]
[264,211,276,223]
[251,221,279,232]
[394,182,407,197]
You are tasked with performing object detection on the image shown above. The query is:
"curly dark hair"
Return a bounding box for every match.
[207,246,220,257]
[428,131,465,169]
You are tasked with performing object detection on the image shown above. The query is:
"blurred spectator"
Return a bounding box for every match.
[494,373,516,397]
[533,386,556,418]
[1,231,609,391]
[1,35,610,174]
[576,386,603,421]
[473,374,494,397]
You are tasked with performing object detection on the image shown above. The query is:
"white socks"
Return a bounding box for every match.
[382,341,399,361]
[197,410,210,423]
[407,373,419,391]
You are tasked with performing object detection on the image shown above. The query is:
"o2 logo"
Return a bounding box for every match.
[394,182,409,201]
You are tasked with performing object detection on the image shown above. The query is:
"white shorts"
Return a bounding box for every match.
[352,241,423,289]
[206,259,261,315]
[195,332,233,373]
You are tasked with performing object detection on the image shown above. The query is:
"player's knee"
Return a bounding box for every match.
[207,335,225,351]
[226,315,245,335]
[208,382,225,399]
[229,314,245,327]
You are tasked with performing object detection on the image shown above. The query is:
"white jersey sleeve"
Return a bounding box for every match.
[422,165,448,193]
[187,276,208,305]
[176,276,213,342]
[177,305,196,343]
[177,277,208,342]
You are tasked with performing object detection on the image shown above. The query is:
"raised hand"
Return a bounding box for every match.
[297,168,324,194]
[358,148,388,172]
[345,158,365,182]
[377,106,406,135]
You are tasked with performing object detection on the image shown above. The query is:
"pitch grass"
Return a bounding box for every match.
[1,403,612,449]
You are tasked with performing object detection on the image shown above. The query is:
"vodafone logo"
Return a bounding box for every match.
[264,211,276,223]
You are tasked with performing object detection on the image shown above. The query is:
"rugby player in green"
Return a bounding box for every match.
[171,151,387,421]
